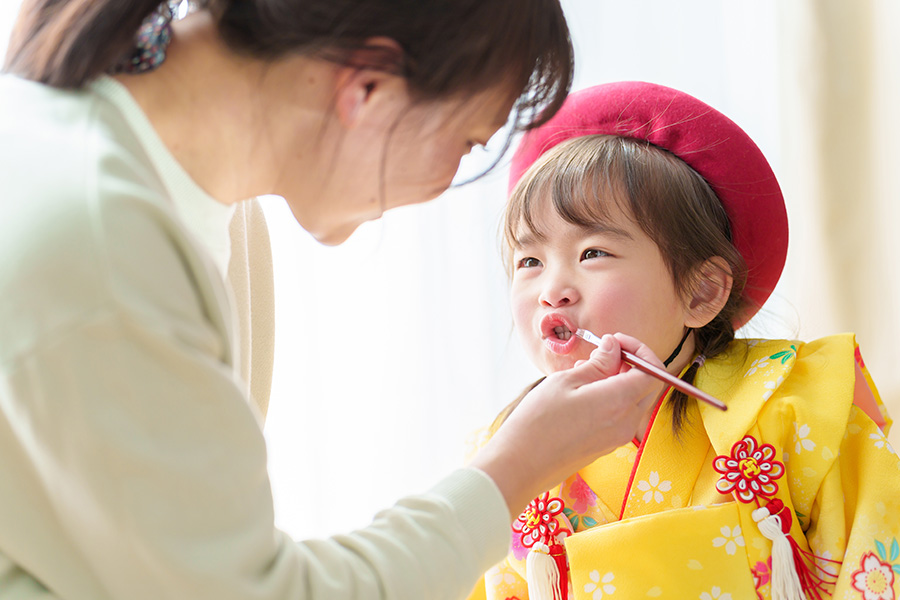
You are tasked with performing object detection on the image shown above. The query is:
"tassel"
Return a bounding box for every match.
[753,501,803,599]
[526,543,563,600]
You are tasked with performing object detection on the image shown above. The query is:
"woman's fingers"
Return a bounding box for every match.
[566,332,664,387]
[564,334,624,385]
[612,332,665,369]
[609,332,667,413]
[470,332,669,515]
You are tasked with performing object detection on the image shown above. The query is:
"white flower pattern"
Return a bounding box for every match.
[712,525,745,556]
[744,357,770,377]
[636,471,672,504]
[816,550,839,578]
[700,586,733,600]
[487,568,518,587]
[794,422,816,454]
[762,376,784,401]
[584,570,615,599]
[870,432,896,454]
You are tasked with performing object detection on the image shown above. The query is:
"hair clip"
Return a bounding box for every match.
[109,2,175,75]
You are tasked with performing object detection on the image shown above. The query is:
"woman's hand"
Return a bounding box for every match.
[469,333,666,516]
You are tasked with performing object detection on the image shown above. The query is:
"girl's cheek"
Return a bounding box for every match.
[509,293,533,339]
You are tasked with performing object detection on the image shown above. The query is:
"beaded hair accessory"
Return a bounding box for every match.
[109,2,178,75]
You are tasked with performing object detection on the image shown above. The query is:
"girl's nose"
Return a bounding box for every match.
[539,276,580,308]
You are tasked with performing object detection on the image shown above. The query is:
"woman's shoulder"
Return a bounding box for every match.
[0,76,223,364]
[0,75,172,242]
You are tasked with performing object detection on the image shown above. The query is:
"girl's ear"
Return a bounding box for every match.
[685,257,733,328]
[333,38,408,129]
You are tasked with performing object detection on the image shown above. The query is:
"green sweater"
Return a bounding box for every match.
[0,74,508,600]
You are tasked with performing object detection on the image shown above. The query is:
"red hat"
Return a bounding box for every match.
[509,81,788,326]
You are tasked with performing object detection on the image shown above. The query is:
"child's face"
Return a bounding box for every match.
[510,196,693,375]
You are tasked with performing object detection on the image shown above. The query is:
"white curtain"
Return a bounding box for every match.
[2,0,897,542]
[775,0,900,449]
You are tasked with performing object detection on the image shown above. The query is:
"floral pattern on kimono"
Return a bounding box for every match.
[467,334,899,600]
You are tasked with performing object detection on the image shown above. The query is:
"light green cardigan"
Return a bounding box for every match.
[0,74,508,600]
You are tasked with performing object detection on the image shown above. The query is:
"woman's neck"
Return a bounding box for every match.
[113,11,334,205]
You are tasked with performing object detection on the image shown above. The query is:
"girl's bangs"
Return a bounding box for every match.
[505,137,629,250]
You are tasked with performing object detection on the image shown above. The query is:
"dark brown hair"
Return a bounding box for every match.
[501,135,748,434]
[3,0,573,132]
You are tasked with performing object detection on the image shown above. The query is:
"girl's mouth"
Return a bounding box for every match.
[553,325,573,341]
[540,314,579,355]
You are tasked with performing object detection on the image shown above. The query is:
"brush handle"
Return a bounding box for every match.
[574,328,727,411]
[621,350,727,411]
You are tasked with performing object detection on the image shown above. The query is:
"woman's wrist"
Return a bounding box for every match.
[469,436,557,519]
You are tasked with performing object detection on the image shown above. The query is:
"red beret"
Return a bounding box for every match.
[509,81,788,326]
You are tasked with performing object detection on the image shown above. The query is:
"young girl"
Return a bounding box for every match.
[472,82,900,600]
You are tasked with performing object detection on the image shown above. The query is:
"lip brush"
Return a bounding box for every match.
[574,328,727,411]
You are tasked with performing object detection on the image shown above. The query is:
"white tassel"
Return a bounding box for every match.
[526,543,562,600]
[752,507,804,600]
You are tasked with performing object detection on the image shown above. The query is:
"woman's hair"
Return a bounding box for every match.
[502,135,748,433]
[3,0,573,131]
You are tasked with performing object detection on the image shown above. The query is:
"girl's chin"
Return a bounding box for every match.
[543,354,588,373]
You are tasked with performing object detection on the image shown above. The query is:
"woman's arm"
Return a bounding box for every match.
[1,308,511,600]
[470,333,665,515]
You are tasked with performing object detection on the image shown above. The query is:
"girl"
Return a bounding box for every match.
[0,3,667,599]
[473,82,899,600]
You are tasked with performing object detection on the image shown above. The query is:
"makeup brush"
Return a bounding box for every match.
[574,328,727,411]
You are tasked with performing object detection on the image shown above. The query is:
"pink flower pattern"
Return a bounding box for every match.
[752,556,772,599]
[509,526,530,561]
[568,473,598,513]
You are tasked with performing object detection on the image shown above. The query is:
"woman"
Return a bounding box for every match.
[0,1,664,598]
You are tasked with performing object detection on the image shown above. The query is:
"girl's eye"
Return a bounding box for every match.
[517,257,542,269]
[581,248,610,261]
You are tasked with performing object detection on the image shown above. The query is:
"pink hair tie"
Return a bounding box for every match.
[692,355,707,368]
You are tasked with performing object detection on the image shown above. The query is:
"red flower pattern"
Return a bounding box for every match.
[512,491,565,548]
[713,435,784,503]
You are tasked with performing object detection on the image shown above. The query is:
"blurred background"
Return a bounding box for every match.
[2,0,898,540]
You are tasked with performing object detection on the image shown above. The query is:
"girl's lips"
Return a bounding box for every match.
[540,313,579,355]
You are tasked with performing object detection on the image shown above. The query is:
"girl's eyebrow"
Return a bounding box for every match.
[514,221,633,249]
[514,231,541,248]
[581,223,634,241]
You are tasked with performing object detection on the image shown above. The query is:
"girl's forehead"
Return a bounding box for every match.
[511,188,636,245]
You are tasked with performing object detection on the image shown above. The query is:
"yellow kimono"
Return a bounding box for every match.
[473,334,900,600]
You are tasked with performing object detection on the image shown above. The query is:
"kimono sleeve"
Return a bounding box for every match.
[805,403,900,597]
[469,560,529,600]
